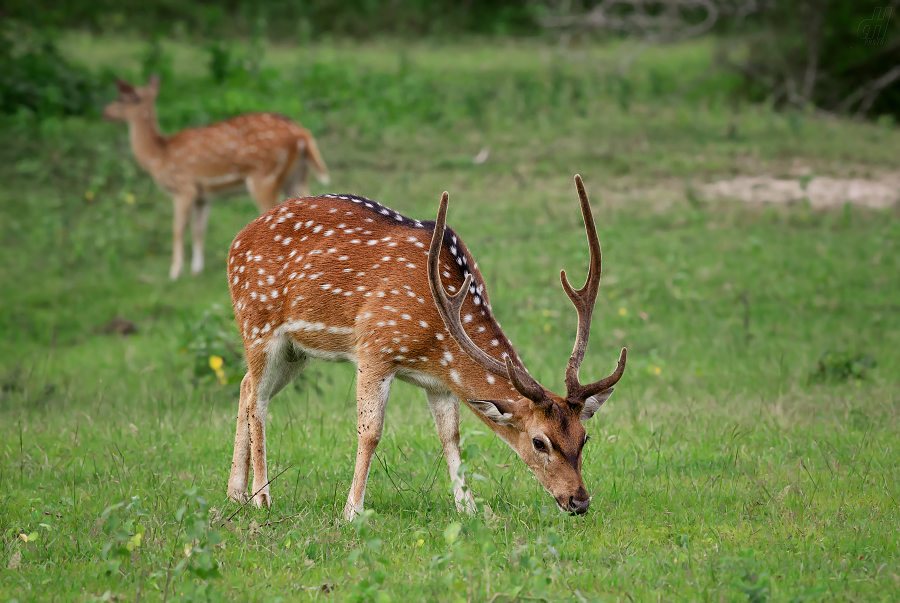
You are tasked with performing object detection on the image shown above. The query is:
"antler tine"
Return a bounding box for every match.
[427,191,549,404]
[578,347,627,399]
[561,175,604,396]
[561,175,627,403]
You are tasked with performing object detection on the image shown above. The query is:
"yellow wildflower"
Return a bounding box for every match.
[618,307,627,316]
[84,190,95,201]
[209,355,224,371]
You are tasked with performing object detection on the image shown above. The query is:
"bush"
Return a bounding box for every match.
[809,350,877,384]
[1,0,538,40]
[176,304,244,387]
[0,23,102,118]
[732,0,900,118]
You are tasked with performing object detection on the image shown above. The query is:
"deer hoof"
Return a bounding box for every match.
[342,502,362,522]
[226,487,249,505]
[252,490,271,509]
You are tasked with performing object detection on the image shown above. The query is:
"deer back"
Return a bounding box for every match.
[228,194,522,400]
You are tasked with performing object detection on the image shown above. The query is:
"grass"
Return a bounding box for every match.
[1,35,900,602]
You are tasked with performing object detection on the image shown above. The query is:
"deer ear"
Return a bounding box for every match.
[580,388,614,421]
[468,399,516,426]
[115,77,136,96]
[146,74,161,94]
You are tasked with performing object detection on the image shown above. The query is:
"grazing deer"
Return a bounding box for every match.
[103,76,330,280]
[226,175,626,519]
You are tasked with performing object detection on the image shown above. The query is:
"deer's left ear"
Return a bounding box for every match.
[580,388,614,421]
[468,399,516,426]
[115,77,137,96]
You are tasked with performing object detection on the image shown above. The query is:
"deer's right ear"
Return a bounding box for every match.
[115,78,136,96]
[146,74,161,94]
[579,388,614,421]
[468,399,516,426]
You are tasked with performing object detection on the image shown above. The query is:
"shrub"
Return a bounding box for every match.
[809,350,877,384]
[732,0,900,118]
[0,23,101,118]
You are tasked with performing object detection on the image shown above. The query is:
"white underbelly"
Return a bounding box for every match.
[198,174,247,197]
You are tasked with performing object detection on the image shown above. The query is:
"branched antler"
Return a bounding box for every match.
[428,179,626,410]
[427,192,550,404]
[561,175,627,405]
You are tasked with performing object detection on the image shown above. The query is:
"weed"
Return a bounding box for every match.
[176,304,244,386]
[99,496,148,576]
[809,351,877,384]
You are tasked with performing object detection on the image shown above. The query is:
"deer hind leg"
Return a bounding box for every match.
[227,372,255,503]
[229,338,308,508]
[426,390,476,514]
[190,197,211,275]
[170,190,196,280]
[344,362,394,521]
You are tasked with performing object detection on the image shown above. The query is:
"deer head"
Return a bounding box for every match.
[102,75,160,122]
[428,175,627,514]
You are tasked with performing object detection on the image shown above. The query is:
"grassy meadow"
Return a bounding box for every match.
[1,35,900,602]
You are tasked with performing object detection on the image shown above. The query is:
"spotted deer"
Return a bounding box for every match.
[103,76,330,280]
[226,175,626,519]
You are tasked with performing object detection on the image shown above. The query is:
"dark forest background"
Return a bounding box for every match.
[2,1,899,119]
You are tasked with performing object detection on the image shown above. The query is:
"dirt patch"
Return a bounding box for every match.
[701,174,900,209]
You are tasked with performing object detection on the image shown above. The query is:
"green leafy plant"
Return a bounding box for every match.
[99,496,148,576]
[173,489,222,581]
[163,489,223,602]
[427,515,560,602]
[177,304,243,386]
[809,351,877,383]
[347,510,391,603]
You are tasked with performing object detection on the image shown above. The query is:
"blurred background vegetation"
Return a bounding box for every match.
[1,0,899,120]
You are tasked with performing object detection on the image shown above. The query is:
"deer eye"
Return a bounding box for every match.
[532,438,548,453]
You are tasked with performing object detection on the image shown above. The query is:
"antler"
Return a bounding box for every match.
[561,175,627,403]
[427,192,549,404]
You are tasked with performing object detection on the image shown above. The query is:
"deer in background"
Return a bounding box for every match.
[226,175,626,519]
[103,76,330,280]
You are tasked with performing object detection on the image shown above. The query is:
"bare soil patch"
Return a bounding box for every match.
[701,174,900,209]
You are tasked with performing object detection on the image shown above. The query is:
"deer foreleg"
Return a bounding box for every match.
[169,191,195,280]
[190,197,211,275]
[426,390,476,514]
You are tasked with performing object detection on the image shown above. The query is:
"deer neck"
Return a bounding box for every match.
[126,107,167,172]
[437,318,526,422]
[445,347,525,444]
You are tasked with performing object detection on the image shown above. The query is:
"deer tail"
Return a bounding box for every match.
[300,133,329,185]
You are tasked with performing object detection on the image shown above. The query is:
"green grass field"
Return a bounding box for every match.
[1,36,899,602]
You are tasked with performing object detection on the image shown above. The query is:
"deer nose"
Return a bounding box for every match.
[569,496,590,515]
